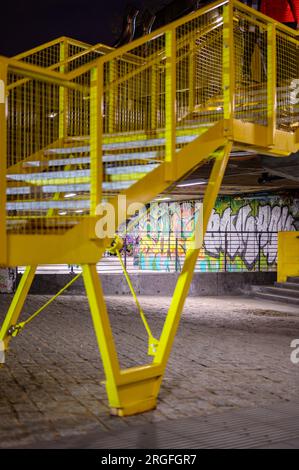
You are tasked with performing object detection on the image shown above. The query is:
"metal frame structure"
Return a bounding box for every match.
[0,1,298,416]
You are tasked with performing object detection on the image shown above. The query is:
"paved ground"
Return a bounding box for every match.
[0,294,298,448]
[25,400,299,449]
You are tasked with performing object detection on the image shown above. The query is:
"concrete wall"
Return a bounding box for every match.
[20,271,277,296]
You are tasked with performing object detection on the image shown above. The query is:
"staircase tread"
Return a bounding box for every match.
[44,134,198,155]
[275,282,299,290]
[255,291,299,304]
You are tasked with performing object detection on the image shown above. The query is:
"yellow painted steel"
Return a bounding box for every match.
[0,59,7,266]
[0,266,36,349]
[223,1,235,137]
[277,232,299,283]
[0,0,299,416]
[59,39,68,140]
[90,64,103,213]
[165,28,177,181]
[267,23,277,145]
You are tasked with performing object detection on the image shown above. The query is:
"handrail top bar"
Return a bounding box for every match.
[1,0,298,86]
[12,35,109,61]
[66,0,299,81]
[7,58,88,93]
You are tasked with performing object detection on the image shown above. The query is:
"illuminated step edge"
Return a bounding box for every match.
[8,163,157,182]
[44,134,198,155]
[105,164,158,175]
[23,151,163,168]
[7,200,90,211]
[6,180,137,196]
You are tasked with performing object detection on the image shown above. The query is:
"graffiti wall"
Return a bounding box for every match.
[135,195,299,272]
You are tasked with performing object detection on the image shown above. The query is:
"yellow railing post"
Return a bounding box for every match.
[0,58,7,266]
[59,39,68,139]
[188,45,195,115]
[267,23,277,145]
[223,0,235,137]
[151,65,158,130]
[165,28,177,181]
[108,61,117,134]
[90,63,103,214]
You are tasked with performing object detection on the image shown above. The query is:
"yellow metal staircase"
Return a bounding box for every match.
[0,0,298,416]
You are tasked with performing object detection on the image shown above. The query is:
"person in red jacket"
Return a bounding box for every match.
[260,0,299,30]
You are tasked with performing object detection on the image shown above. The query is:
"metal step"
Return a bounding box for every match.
[7,164,155,183]
[6,181,137,197]
[105,163,158,175]
[255,291,299,306]
[44,134,198,155]
[275,282,299,291]
[23,151,163,168]
[287,277,299,284]
[7,199,90,211]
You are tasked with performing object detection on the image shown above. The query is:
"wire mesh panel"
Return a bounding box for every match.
[100,2,225,200]
[233,4,268,126]
[176,5,224,127]
[6,67,92,235]
[101,34,167,199]
[14,37,111,72]
[14,39,62,68]
[276,31,299,132]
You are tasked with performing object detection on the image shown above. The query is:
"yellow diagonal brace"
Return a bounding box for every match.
[154,142,232,371]
[10,272,82,336]
[0,266,37,349]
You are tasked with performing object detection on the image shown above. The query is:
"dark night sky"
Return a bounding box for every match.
[0,0,153,56]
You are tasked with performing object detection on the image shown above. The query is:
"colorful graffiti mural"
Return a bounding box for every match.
[133,195,299,272]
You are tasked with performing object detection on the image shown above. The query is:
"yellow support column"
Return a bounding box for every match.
[0,58,7,266]
[277,232,299,283]
[0,266,37,349]
[82,264,122,407]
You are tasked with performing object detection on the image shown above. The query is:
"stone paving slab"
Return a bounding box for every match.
[0,294,298,448]
[11,400,299,449]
